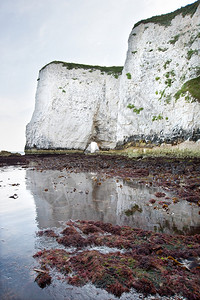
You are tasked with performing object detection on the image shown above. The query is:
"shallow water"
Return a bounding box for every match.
[27,168,199,235]
[0,166,199,300]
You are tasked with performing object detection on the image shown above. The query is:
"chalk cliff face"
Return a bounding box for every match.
[26,64,122,150]
[26,1,200,151]
[117,1,200,146]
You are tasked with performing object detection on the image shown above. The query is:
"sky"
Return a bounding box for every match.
[0,0,196,152]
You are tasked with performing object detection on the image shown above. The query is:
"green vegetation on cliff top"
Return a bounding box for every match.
[40,2,199,74]
[133,0,199,28]
[41,61,123,75]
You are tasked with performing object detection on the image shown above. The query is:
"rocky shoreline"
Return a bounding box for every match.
[1,153,200,202]
[1,154,200,299]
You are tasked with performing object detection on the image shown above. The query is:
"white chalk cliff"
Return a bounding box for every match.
[26,1,200,151]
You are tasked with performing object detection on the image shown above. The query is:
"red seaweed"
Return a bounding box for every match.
[155,192,166,198]
[33,220,200,299]
[37,229,58,238]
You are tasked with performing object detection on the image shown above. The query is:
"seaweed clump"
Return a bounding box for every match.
[34,220,200,299]
[35,272,52,288]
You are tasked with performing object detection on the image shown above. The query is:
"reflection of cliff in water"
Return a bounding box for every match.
[26,169,200,235]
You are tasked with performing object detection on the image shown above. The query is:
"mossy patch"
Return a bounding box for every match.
[175,76,200,102]
[168,34,181,45]
[124,204,143,216]
[126,72,132,79]
[158,47,168,52]
[152,114,163,121]
[127,103,144,114]
[187,49,198,60]
[0,150,21,157]
[163,60,172,70]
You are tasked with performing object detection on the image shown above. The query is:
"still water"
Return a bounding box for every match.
[0,166,199,300]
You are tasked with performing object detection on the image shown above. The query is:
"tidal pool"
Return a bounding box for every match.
[26,168,199,235]
[0,166,199,300]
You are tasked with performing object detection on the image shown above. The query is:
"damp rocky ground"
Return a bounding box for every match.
[1,153,200,207]
[0,153,200,299]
